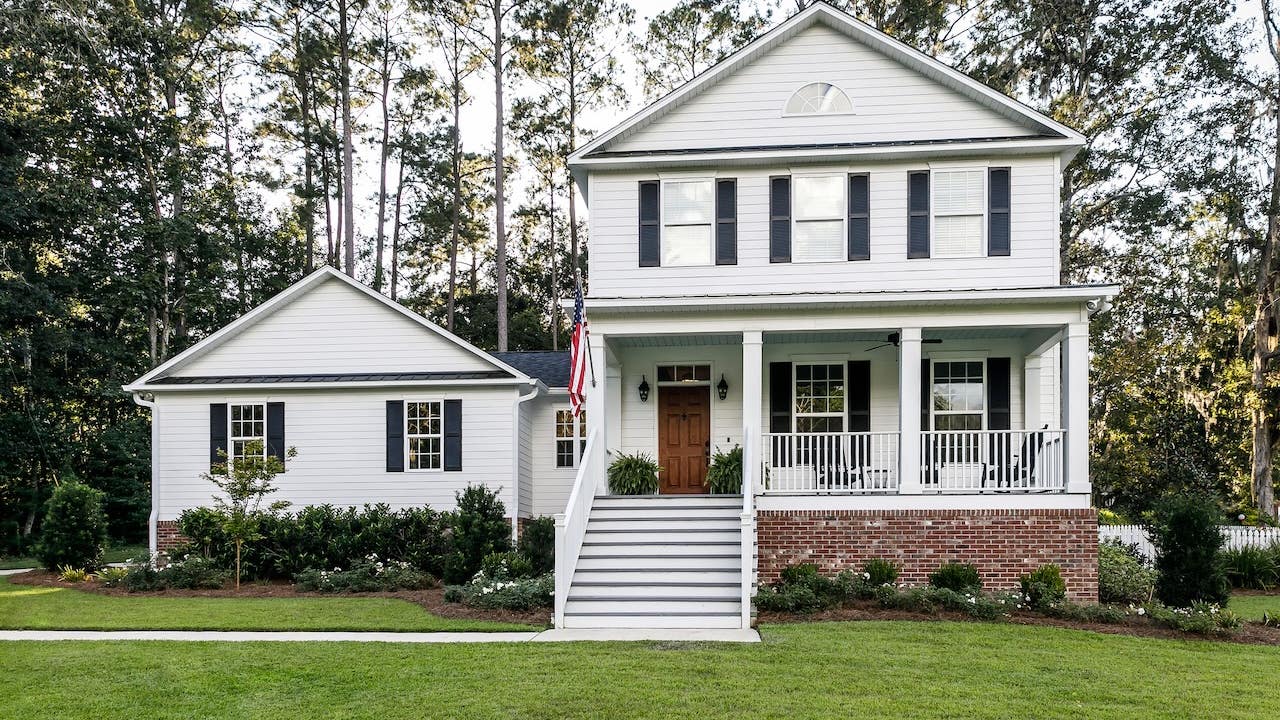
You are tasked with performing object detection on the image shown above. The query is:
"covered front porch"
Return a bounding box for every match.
[580,295,1098,503]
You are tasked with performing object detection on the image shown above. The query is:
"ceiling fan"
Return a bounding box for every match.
[865,332,944,352]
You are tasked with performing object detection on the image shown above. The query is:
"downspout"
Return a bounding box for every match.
[511,382,541,544]
[130,391,158,557]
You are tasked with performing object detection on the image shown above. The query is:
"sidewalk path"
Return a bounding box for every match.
[0,628,760,643]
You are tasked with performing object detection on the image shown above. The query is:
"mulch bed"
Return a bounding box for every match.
[9,570,551,628]
[757,599,1280,647]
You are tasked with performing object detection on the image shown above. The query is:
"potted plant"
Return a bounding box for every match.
[607,452,662,495]
[706,445,744,495]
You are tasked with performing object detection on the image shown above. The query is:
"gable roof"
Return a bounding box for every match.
[491,352,570,389]
[126,267,532,391]
[570,3,1083,171]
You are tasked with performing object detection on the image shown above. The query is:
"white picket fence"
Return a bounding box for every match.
[1099,524,1280,561]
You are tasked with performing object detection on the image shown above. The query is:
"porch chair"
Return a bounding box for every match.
[982,426,1047,491]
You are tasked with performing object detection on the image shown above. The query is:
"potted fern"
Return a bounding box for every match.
[706,445,744,495]
[607,452,662,495]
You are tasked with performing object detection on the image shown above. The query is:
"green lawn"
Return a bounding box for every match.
[0,543,147,570]
[1,621,1277,719]
[1231,593,1280,621]
[0,576,538,632]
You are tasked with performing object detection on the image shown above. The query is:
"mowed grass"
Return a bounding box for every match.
[0,576,538,632]
[1231,593,1280,621]
[1,621,1278,719]
[0,543,146,570]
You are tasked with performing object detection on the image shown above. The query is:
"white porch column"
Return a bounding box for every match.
[1023,355,1044,432]
[588,335,609,495]
[741,330,764,495]
[898,327,923,494]
[1062,322,1090,495]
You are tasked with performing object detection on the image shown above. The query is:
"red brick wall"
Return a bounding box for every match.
[155,520,185,552]
[757,508,1098,601]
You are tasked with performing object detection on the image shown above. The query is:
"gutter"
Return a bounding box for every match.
[510,382,543,543]
[130,391,159,557]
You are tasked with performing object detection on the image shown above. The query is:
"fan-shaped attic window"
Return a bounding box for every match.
[785,82,853,115]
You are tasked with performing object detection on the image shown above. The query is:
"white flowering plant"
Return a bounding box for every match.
[294,553,431,593]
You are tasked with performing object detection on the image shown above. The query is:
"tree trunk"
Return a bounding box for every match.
[1251,99,1280,521]
[216,71,247,311]
[568,59,580,281]
[340,0,356,277]
[297,15,316,274]
[446,30,463,332]
[390,144,406,301]
[373,18,392,291]
[493,2,508,351]
[549,174,558,351]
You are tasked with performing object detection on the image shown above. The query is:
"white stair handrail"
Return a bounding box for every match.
[554,428,600,629]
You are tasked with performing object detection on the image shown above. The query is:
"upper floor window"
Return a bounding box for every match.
[662,179,714,266]
[793,175,845,262]
[785,82,853,115]
[932,169,985,258]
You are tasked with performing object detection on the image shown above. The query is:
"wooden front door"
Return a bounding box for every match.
[658,385,711,494]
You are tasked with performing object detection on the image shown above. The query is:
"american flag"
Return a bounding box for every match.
[568,284,590,416]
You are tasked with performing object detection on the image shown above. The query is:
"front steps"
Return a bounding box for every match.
[563,495,747,630]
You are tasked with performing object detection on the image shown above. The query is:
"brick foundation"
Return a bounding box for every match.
[757,508,1098,601]
[155,520,185,551]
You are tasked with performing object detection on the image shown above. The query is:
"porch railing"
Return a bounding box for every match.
[761,431,900,493]
[920,429,1065,493]
[553,428,599,629]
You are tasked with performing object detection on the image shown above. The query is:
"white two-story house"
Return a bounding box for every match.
[128,4,1114,633]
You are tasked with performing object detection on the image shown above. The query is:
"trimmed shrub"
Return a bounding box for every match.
[1098,539,1156,605]
[444,573,554,610]
[1019,564,1067,610]
[162,555,229,590]
[295,555,432,593]
[1220,545,1279,590]
[93,566,130,587]
[607,452,661,495]
[863,558,899,586]
[481,551,535,580]
[928,562,981,592]
[444,486,512,584]
[1144,602,1241,636]
[122,560,165,592]
[1147,493,1229,607]
[874,585,1011,621]
[1044,601,1127,624]
[706,446,744,494]
[518,516,556,576]
[35,482,109,571]
[754,563,843,613]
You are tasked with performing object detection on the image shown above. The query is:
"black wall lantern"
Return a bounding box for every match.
[717,374,729,401]
[638,375,651,402]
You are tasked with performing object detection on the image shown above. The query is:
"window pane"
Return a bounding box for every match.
[933,170,983,214]
[657,366,674,382]
[662,224,712,266]
[794,220,844,262]
[934,215,982,257]
[794,176,843,219]
[662,180,713,224]
[785,83,852,114]
[676,365,694,382]
[694,365,710,381]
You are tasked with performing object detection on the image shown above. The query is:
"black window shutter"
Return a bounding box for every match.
[769,176,791,263]
[386,400,404,472]
[848,174,870,261]
[846,360,871,432]
[768,362,792,433]
[988,167,1011,256]
[987,358,1012,431]
[266,402,286,464]
[443,399,463,471]
[908,171,930,259]
[210,403,228,467]
[638,181,660,267]
[920,358,931,431]
[715,179,737,265]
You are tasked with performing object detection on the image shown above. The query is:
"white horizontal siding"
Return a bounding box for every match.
[586,156,1058,299]
[173,276,498,376]
[611,24,1035,153]
[530,397,580,517]
[517,399,534,518]
[153,387,518,521]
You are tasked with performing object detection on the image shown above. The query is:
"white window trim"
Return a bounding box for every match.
[654,361,714,386]
[659,177,715,267]
[930,168,988,259]
[404,398,444,473]
[792,361,846,434]
[929,359,987,431]
[228,402,267,465]
[554,407,587,469]
[781,82,856,118]
[790,173,847,264]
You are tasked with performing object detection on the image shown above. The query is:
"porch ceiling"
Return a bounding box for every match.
[610,333,742,348]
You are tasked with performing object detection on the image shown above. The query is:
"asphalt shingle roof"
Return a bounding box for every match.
[491,351,570,388]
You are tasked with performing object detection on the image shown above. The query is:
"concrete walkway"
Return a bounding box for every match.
[0,628,760,643]
[0,568,35,576]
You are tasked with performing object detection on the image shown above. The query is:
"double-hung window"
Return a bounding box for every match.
[932,169,985,257]
[931,361,985,431]
[794,363,845,433]
[661,179,714,266]
[406,400,443,471]
[792,176,845,262]
[229,404,266,464]
[554,409,587,468]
